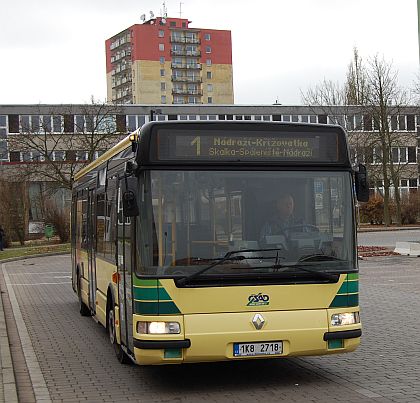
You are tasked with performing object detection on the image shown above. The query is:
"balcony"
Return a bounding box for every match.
[171,63,201,70]
[171,75,202,83]
[170,50,201,57]
[172,88,203,96]
[170,36,200,44]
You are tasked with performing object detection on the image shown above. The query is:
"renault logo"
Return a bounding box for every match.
[252,313,265,330]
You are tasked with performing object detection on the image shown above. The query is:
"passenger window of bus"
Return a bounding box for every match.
[81,197,88,250]
[96,194,106,256]
[104,185,116,263]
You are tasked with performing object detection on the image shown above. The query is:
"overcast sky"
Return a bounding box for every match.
[0,0,418,105]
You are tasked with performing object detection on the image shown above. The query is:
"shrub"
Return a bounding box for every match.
[400,193,420,224]
[43,201,70,243]
[359,195,384,224]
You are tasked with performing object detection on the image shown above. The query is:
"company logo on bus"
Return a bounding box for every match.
[247,293,270,306]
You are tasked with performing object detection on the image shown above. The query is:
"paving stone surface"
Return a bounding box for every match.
[2,255,420,402]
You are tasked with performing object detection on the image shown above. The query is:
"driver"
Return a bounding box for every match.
[259,194,301,243]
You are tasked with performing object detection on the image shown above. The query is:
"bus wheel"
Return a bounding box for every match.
[107,302,130,364]
[77,272,91,317]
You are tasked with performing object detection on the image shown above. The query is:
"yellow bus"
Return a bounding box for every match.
[71,121,368,365]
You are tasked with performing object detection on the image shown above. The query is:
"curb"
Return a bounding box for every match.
[0,251,70,265]
[358,226,420,233]
[0,253,68,403]
[0,272,18,403]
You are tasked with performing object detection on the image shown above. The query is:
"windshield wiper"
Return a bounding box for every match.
[177,248,284,286]
[298,254,345,263]
[259,262,339,281]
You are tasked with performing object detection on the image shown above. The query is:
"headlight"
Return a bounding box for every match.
[331,312,360,326]
[137,321,181,334]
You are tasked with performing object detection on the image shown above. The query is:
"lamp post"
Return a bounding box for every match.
[149,108,162,122]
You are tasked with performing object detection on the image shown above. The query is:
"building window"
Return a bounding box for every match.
[75,115,85,132]
[21,115,30,131]
[127,115,136,131]
[391,147,416,163]
[8,115,19,133]
[207,71,212,79]
[53,116,62,133]
[161,95,167,104]
[158,30,164,37]
[207,97,213,104]
[159,43,165,51]
[206,59,212,66]
[390,115,398,131]
[398,115,406,131]
[205,46,211,53]
[407,114,415,130]
[161,82,166,91]
[160,69,165,77]
[0,116,6,127]
[207,84,213,92]
[160,56,165,64]
[204,33,211,41]
[170,21,176,27]
[408,146,416,163]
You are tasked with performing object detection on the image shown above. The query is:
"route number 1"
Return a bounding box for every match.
[191,136,201,156]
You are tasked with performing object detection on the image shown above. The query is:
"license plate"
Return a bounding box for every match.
[233,341,283,357]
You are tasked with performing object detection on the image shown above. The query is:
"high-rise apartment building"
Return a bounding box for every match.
[105,17,234,104]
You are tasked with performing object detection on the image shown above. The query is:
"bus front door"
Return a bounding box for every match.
[117,183,134,354]
[87,189,97,312]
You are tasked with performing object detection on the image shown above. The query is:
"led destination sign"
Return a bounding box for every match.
[156,130,340,163]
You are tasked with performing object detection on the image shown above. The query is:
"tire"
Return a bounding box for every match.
[77,271,91,317]
[107,300,130,364]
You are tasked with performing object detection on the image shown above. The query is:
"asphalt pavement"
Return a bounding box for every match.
[0,252,419,402]
[0,227,419,402]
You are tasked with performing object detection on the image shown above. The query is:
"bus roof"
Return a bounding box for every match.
[73,129,139,183]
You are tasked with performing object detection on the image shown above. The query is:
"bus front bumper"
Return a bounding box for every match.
[133,309,361,365]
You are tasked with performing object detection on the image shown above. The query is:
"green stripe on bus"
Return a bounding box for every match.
[347,281,359,293]
[133,287,172,301]
[330,293,359,308]
[337,281,359,294]
[337,282,348,294]
[347,273,359,280]
[347,294,359,306]
[134,279,159,287]
[330,295,349,307]
[158,301,181,314]
[134,301,181,315]
[134,301,159,315]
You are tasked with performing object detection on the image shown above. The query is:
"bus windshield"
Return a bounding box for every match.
[135,170,355,279]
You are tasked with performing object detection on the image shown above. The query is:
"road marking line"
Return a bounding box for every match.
[374,282,415,286]
[2,263,52,403]
[7,272,70,276]
[9,282,72,286]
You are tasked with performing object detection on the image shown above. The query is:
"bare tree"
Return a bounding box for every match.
[303,50,412,225]
[8,99,125,190]
[0,179,28,245]
[363,55,410,225]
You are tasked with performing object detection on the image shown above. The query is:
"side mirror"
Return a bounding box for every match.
[355,164,369,202]
[122,176,139,217]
